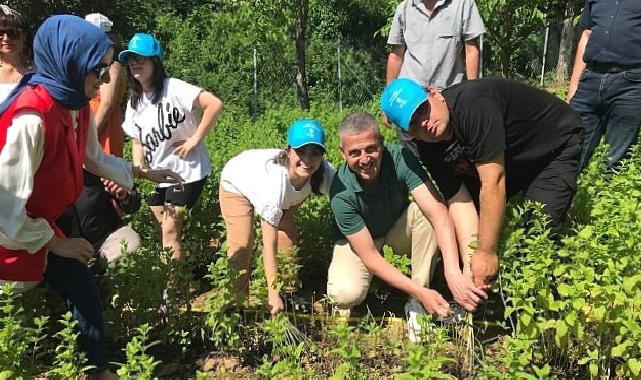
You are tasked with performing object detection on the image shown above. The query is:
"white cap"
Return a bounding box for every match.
[85,13,113,32]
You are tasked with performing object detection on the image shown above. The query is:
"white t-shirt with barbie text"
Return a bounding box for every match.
[220,149,335,227]
[122,77,211,186]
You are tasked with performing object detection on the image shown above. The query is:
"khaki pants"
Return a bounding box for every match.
[326,202,439,310]
[219,186,297,295]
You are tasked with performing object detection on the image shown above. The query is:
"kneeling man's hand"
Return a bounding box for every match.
[417,288,450,318]
[470,250,499,288]
[446,271,488,312]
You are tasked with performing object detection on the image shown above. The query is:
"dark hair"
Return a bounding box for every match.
[0,7,33,66]
[273,148,325,195]
[127,56,168,110]
[106,30,124,56]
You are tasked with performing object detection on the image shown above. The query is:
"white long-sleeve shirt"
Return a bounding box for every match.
[0,110,134,254]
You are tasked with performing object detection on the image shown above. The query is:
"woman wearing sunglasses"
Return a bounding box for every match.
[219,119,335,315]
[0,16,181,379]
[0,5,32,103]
[120,33,223,261]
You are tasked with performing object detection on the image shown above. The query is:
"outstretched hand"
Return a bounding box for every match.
[101,178,127,200]
[142,168,184,190]
[173,137,200,159]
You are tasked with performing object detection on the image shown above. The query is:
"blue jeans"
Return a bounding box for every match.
[570,67,641,169]
[44,253,107,372]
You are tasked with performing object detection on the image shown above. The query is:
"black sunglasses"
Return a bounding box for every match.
[0,29,21,39]
[90,63,112,80]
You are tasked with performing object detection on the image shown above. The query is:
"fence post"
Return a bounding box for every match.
[540,24,550,88]
[337,36,343,111]
[479,34,483,78]
[253,47,258,122]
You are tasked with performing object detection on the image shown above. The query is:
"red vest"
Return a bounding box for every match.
[0,85,88,281]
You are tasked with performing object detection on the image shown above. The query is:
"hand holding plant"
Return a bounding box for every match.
[445,270,487,312]
[268,291,285,315]
[415,287,450,318]
[470,249,498,288]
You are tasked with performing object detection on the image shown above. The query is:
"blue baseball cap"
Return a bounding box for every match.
[287,119,326,151]
[380,78,429,132]
[118,33,163,62]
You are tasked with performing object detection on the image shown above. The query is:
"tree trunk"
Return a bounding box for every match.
[499,43,511,78]
[294,0,310,111]
[555,8,575,83]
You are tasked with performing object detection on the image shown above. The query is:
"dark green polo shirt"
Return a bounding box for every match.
[330,143,429,241]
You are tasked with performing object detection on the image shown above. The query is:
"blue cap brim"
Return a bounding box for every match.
[118,49,158,63]
[400,97,428,132]
[290,142,326,151]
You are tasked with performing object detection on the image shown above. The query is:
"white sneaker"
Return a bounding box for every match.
[404,299,426,343]
[441,302,466,325]
[333,306,351,318]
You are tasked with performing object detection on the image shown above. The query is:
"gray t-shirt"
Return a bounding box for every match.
[388,0,486,90]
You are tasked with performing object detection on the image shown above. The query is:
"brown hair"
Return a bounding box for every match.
[0,7,33,66]
[127,56,168,110]
[273,148,325,195]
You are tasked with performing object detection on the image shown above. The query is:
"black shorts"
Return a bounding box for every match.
[146,176,208,209]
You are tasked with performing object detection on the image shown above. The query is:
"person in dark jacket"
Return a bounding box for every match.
[57,170,141,262]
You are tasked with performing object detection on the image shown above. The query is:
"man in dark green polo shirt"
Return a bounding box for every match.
[327,112,486,338]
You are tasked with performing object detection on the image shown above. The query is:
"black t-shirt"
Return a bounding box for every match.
[57,171,140,251]
[417,78,581,200]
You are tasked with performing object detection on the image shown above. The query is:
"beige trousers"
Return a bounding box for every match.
[326,202,439,309]
[219,186,297,295]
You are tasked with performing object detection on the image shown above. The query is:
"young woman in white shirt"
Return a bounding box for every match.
[219,119,335,315]
[120,33,223,260]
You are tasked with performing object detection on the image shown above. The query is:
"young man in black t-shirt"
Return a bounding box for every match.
[57,171,142,263]
[381,78,582,288]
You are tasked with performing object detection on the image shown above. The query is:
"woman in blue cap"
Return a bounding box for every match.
[0,15,181,379]
[119,33,223,261]
[219,119,335,315]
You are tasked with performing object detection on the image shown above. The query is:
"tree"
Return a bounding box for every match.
[552,0,583,83]
[476,0,547,77]
[293,0,310,110]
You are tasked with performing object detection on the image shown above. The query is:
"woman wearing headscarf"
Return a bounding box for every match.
[0,15,181,379]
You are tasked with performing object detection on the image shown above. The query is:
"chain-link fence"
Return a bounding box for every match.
[241,21,584,119]
[478,21,584,87]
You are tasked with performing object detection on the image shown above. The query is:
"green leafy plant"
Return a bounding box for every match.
[48,312,91,378]
[0,284,48,378]
[329,320,363,380]
[203,254,244,349]
[257,313,314,379]
[115,324,161,379]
